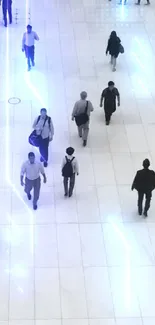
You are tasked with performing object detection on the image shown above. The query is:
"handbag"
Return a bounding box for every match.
[28,116,48,147]
[119,44,124,54]
[75,101,89,127]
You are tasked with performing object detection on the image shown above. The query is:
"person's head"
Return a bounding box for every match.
[40,108,47,118]
[143,159,150,169]
[80,91,87,100]
[110,31,117,39]
[66,147,75,156]
[27,25,32,33]
[28,152,35,164]
[108,81,115,90]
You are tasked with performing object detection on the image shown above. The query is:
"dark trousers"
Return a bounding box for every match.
[105,111,112,123]
[63,174,75,196]
[39,137,49,162]
[138,191,152,213]
[2,4,12,26]
[25,177,41,205]
[24,45,35,68]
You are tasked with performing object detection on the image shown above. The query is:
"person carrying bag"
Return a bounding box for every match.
[72,91,94,147]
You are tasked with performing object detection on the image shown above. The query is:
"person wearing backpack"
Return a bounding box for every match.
[72,91,94,147]
[32,108,54,167]
[62,147,79,197]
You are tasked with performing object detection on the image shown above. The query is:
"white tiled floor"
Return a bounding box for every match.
[1,0,155,324]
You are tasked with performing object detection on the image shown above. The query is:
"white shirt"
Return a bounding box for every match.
[22,31,39,48]
[62,155,79,174]
[33,116,54,140]
[21,161,44,180]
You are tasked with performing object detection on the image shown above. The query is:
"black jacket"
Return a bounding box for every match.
[106,37,121,58]
[132,169,155,192]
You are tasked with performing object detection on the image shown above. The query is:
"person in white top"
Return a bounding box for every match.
[20,152,47,210]
[22,25,39,71]
[33,108,54,168]
[62,147,79,197]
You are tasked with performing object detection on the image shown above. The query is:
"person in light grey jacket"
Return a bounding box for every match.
[33,108,54,167]
[72,91,94,147]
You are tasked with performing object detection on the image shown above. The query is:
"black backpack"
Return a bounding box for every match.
[62,156,75,177]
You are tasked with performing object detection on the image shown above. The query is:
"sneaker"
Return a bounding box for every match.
[64,193,68,197]
[44,162,48,167]
[27,193,32,200]
[83,140,87,147]
[112,67,116,72]
[69,193,72,197]
[40,157,44,162]
[143,211,148,217]
[32,61,35,67]
[28,66,31,71]
[33,204,37,210]
[138,207,142,216]
[106,121,110,125]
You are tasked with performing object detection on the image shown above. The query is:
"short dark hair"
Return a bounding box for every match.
[27,25,32,29]
[143,159,150,169]
[108,81,114,87]
[28,152,35,158]
[66,147,75,156]
[40,108,47,113]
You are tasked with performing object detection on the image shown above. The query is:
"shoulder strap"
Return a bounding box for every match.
[48,116,51,127]
[71,157,75,163]
[85,101,88,114]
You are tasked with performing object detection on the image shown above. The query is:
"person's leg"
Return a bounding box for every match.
[144,192,152,216]
[69,174,75,197]
[78,125,83,138]
[137,192,144,215]
[24,178,33,200]
[8,4,12,23]
[26,47,31,70]
[136,0,140,4]
[39,137,49,164]
[110,56,113,64]
[82,121,89,146]
[2,6,7,26]
[105,111,111,125]
[146,0,150,4]
[63,177,68,196]
[30,46,35,66]
[112,57,116,71]
[33,177,41,209]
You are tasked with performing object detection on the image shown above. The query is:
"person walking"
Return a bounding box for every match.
[136,0,150,4]
[62,147,79,197]
[32,108,54,167]
[106,31,121,71]
[131,159,155,217]
[0,0,12,27]
[72,91,94,147]
[100,81,120,125]
[20,152,47,210]
[22,25,39,71]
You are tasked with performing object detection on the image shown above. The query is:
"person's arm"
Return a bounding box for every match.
[40,164,47,183]
[74,158,79,175]
[34,32,39,41]
[88,101,94,112]
[49,118,54,141]
[131,172,138,191]
[32,117,38,129]
[22,33,26,51]
[100,89,105,107]
[20,163,26,186]
[106,40,110,55]
[72,102,77,120]
[115,88,120,106]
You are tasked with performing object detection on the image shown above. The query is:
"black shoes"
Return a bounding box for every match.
[33,204,37,210]
[106,121,110,125]
[27,193,32,200]
[44,162,48,167]
[143,211,148,217]
[83,140,87,147]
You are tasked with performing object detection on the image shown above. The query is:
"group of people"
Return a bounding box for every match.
[110,0,150,5]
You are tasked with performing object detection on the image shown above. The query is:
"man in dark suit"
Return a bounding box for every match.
[132,159,155,217]
[0,0,12,27]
